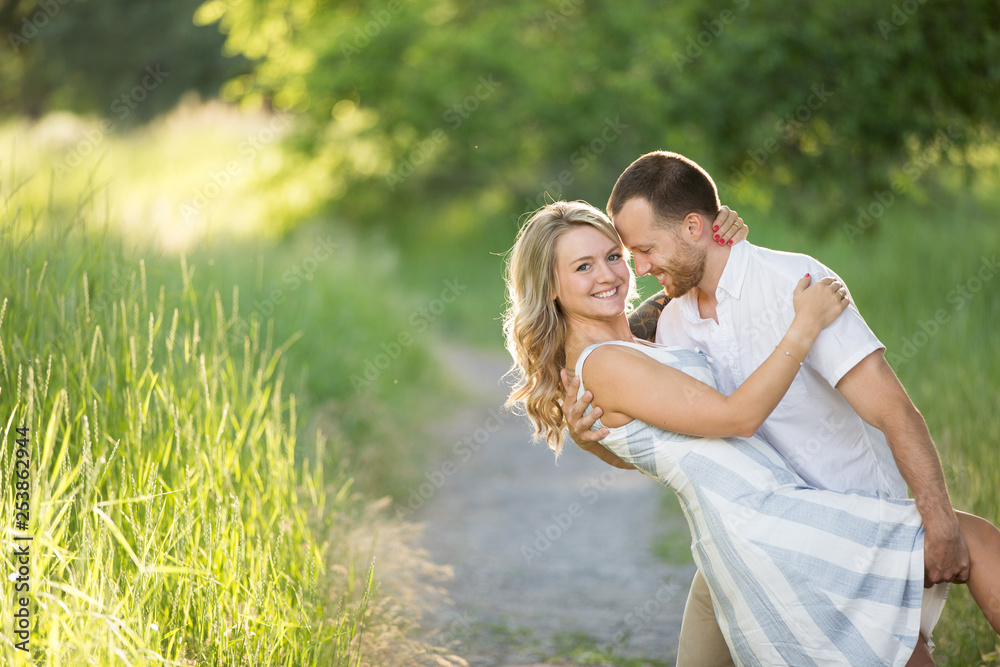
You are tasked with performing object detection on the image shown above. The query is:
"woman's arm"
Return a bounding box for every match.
[587,275,848,438]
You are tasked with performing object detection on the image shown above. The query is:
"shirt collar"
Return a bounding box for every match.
[676,289,701,323]
[717,240,751,300]
[673,241,752,323]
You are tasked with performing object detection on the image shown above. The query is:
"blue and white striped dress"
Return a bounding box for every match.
[575,341,947,666]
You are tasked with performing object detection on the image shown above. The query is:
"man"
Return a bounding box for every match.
[562,151,967,666]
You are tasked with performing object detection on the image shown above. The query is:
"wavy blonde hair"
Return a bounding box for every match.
[503,200,637,457]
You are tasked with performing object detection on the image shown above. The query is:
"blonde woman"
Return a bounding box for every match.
[503,200,1000,666]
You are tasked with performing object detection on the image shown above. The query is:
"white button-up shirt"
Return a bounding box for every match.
[654,241,907,496]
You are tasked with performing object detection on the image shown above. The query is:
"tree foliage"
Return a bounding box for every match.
[1,0,248,122]
[204,0,999,231]
[4,0,997,231]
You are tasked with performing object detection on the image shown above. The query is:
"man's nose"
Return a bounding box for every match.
[634,258,650,277]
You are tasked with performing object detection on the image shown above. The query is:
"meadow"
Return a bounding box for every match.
[2,105,999,665]
[0,109,465,666]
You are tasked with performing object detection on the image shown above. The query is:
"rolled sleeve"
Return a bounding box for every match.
[802,266,884,387]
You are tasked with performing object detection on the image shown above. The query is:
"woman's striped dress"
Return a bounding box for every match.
[575,341,947,666]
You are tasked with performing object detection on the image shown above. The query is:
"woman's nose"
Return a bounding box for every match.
[596,260,615,281]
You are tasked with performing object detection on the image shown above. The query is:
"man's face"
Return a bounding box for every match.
[612,197,706,298]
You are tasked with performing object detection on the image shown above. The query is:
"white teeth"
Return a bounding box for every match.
[594,287,618,298]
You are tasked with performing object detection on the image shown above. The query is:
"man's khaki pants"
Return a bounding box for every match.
[676,569,735,667]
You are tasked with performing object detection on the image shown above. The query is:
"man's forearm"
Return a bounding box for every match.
[628,292,670,342]
[882,406,955,520]
[575,438,636,470]
[838,353,955,516]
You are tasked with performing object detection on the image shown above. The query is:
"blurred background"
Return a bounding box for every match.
[1,0,998,664]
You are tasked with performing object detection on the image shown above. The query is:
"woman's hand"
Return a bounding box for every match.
[711,206,749,246]
[791,274,850,337]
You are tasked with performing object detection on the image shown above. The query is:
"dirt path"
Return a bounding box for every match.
[413,343,695,666]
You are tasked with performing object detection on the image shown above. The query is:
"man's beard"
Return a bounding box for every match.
[663,243,706,298]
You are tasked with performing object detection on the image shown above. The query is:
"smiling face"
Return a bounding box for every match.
[552,225,632,322]
[612,197,706,298]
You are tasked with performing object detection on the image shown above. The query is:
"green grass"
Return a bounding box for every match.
[650,499,694,566]
[0,188,457,664]
[549,630,671,667]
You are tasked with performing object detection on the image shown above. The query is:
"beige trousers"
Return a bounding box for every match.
[675,569,736,667]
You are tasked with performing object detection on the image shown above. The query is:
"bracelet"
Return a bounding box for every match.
[775,345,803,366]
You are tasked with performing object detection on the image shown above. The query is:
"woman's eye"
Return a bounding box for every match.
[608,253,622,262]
[576,263,589,272]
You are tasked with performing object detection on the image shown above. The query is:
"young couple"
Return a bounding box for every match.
[502,151,1000,666]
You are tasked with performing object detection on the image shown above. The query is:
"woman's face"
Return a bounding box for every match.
[552,225,631,321]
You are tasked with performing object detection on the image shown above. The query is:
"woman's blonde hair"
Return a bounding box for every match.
[503,200,637,457]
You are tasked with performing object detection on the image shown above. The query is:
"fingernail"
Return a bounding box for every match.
[805,272,810,278]
[728,239,733,245]
[714,234,720,240]
[713,225,719,232]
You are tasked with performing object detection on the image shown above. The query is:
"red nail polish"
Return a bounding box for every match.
[714,234,720,240]
[805,272,810,278]
[713,225,719,232]
[728,239,733,245]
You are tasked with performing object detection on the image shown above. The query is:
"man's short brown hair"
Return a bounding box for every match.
[607,151,720,228]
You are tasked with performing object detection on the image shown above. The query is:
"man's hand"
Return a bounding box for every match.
[560,369,634,470]
[923,511,971,586]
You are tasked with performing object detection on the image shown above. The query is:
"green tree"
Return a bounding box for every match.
[1,0,249,122]
[206,0,999,232]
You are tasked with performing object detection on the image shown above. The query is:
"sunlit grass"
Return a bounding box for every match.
[0,182,463,664]
[0,215,367,664]
[0,100,330,252]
